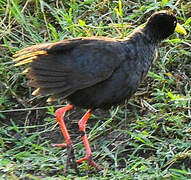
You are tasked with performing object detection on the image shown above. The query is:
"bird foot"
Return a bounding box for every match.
[52,143,79,175]
[65,144,79,175]
[77,155,102,171]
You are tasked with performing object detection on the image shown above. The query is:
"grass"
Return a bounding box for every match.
[0,0,191,179]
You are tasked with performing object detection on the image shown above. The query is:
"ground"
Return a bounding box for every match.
[0,0,191,179]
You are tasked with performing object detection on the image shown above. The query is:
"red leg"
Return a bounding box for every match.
[52,105,73,147]
[76,110,101,171]
[52,105,79,175]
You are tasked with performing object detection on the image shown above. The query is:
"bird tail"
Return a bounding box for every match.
[13,42,76,101]
[13,42,58,66]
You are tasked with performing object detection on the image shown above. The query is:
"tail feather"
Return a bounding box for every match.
[34,86,73,96]
[31,61,70,72]
[47,90,74,102]
[14,56,37,66]
[13,40,81,100]
[28,81,67,88]
[28,69,68,77]
[13,50,47,61]
[14,50,47,66]
[13,42,54,58]
[27,74,68,82]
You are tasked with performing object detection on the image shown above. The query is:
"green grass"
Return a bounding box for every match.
[1,0,191,179]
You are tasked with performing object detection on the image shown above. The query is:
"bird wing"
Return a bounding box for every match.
[13,38,125,101]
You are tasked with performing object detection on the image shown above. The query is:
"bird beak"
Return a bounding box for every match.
[175,23,187,35]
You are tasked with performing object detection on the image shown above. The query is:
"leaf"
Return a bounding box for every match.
[114,6,119,16]
[165,72,172,77]
[167,39,181,44]
[78,19,86,27]
[168,91,175,100]
[185,17,191,26]
[114,0,123,18]
[118,0,123,17]
[49,24,58,41]
[161,0,168,7]
[148,71,165,81]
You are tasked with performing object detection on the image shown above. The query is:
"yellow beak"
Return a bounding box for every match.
[175,23,187,35]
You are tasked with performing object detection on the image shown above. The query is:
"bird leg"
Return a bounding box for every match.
[52,105,79,175]
[76,110,101,172]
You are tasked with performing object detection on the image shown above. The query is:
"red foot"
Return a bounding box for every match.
[53,105,79,174]
[77,110,102,171]
[77,156,101,170]
[54,106,101,174]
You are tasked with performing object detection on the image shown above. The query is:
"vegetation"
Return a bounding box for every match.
[0,0,191,179]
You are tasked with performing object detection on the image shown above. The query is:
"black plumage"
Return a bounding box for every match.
[14,11,178,109]
[13,11,186,173]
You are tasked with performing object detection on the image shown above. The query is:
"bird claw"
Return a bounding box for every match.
[52,143,79,175]
[77,155,102,174]
[65,144,79,175]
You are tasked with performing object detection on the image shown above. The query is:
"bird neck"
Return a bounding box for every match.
[142,26,164,43]
[127,27,161,45]
[124,29,159,71]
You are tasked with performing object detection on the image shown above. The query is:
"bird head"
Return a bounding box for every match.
[146,11,187,41]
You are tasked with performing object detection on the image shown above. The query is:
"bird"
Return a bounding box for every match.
[13,11,186,174]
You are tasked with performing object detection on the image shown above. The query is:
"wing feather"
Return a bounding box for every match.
[13,37,125,101]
